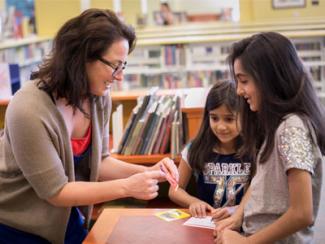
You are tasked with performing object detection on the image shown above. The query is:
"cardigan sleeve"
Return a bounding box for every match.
[5,96,68,200]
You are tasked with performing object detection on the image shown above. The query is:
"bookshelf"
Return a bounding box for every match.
[111,21,325,163]
[1,20,325,163]
[0,36,52,85]
[117,20,325,100]
[110,89,204,164]
[111,153,181,165]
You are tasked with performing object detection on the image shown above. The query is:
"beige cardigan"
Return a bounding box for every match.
[0,80,111,244]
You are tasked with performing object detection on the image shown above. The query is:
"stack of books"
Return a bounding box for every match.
[117,93,186,158]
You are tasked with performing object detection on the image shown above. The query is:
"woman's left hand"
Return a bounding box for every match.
[151,157,179,183]
[214,229,248,244]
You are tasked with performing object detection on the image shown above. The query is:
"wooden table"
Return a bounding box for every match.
[83,208,215,244]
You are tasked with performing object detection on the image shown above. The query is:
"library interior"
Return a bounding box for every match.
[0,0,324,244]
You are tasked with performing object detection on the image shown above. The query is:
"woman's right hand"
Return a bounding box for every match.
[189,201,214,218]
[124,170,164,200]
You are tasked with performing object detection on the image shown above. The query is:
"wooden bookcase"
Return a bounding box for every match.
[119,20,325,98]
[111,153,181,165]
[2,20,325,164]
[111,90,204,164]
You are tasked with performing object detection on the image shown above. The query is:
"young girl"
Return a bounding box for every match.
[214,32,324,244]
[168,80,252,218]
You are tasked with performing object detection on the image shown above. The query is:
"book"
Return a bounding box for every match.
[159,103,176,154]
[151,107,170,154]
[130,96,159,155]
[0,63,20,99]
[141,95,172,154]
[155,209,190,221]
[120,94,151,154]
[135,101,159,155]
[111,104,123,153]
[117,104,139,154]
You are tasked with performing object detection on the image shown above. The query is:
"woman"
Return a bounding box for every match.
[0,9,178,244]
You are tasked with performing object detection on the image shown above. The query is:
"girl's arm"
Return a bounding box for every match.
[168,159,214,217]
[220,168,313,244]
[47,157,178,207]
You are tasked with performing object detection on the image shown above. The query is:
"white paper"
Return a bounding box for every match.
[183,216,215,229]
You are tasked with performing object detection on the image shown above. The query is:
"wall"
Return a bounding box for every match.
[121,0,141,26]
[239,0,253,22]
[35,0,139,36]
[0,0,4,10]
[30,0,325,37]
[247,0,325,23]
[92,0,142,26]
[35,0,81,37]
[173,0,238,14]
[91,0,113,10]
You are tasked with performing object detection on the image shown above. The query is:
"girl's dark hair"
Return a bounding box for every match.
[188,80,242,173]
[33,8,136,112]
[228,32,325,162]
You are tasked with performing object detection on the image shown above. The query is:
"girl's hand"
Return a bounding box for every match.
[213,214,242,238]
[151,157,179,183]
[212,206,238,222]
[189,201,214,218]
[214,229,248,244]
[124,170,164,200]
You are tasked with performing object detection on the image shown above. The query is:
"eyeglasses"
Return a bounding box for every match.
[98,57,127,76]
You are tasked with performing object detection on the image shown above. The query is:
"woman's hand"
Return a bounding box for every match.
[214,229,248,244]
[151,157,179,183]
[212,206,237,222]
[124,170,164,200]
[189,201,214,218]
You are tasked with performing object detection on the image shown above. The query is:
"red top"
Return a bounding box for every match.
[71,125,92,156]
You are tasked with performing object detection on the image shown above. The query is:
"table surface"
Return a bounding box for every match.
[83,208,215,244]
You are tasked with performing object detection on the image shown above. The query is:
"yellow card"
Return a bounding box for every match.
[155,209,190,222]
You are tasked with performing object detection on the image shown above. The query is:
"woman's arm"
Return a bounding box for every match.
[99,156,178,182]
[47,170,164,207]
[219,168,313,244]
[99,156,147,181]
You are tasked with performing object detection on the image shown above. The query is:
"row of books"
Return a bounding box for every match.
[0,41,51,66]
[294,42,321,51]
[0,63,20,99]
[189,43,231,56]
[163,45,186,66]
[127,45,186,69]
[120,70,229,90]
[117,92,186,157]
